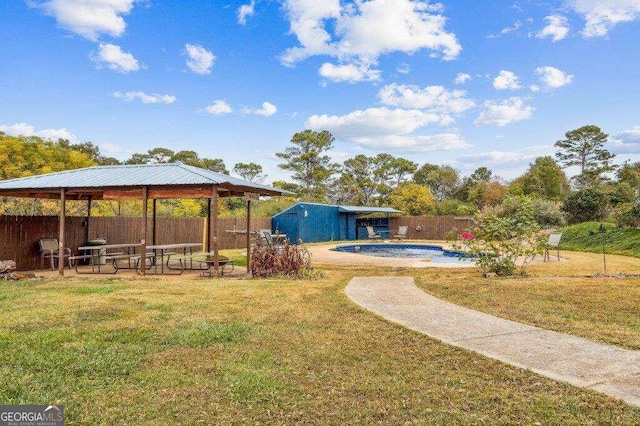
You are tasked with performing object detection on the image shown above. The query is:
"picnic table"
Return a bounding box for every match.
[73,243,143,274]
[139,243,204,274]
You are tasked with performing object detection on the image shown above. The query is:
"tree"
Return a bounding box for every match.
[233,162,265,182]
[125,148,228,173]
[459,167,493,203]
[275,130,339,200]
[335,155,378,205]
[388,183,436,216]
[554,125,615,187]
[414,164,460,201]
[509,156,569,201]
[562,188,609,224]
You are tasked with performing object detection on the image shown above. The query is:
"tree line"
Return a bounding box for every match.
[1,125,638,226]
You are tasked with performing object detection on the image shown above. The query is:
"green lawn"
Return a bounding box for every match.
[1,261,640,423]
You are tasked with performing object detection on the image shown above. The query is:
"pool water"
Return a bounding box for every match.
[333,244,474,264]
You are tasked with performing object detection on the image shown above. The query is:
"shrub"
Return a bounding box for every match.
[250,241,312,278]
[532,198,566,228]
[453,196,544,276]
[562,188,608,224]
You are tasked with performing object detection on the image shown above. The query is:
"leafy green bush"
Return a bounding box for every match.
[453,196,544,276]
[562,188,608,224]
[532,198,566,228]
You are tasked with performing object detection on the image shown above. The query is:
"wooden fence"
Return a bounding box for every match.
[0,215,270,271]
[388,215,475,240]
[0,215,473,271]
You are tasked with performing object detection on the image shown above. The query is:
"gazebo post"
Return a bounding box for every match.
[212,185,219,276]
[85,195,93,244]
[246,199,251,273]
[140,186,148,276]
[58,188,66,276]
[206,198,212,253]
[152,199,157,246]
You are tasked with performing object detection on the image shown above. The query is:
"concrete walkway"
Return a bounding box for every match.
[345,277,640,407]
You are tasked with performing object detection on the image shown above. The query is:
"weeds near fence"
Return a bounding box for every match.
[250,241,313,278]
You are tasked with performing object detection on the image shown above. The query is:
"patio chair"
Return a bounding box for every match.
[39,238,72,270]
[543,232,562,262]
[393,225,408,241]
[258,229,285,249]
[366,226,381,240]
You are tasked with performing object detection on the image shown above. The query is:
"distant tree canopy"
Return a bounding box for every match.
[275,129,340,201]
[0,133,97,180]
[555,125,615,188]
[509,156,570,201]
[125,147,228,173]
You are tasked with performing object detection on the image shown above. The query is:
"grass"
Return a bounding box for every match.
[1,257,640,423]
[560,221,640,257]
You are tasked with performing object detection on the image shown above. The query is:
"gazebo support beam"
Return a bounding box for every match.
[212,185,219,276]
[246,199,251,273]
[141,186,148,276]
[58,188,66,276]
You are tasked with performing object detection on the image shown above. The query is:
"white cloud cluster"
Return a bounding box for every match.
[237,1,255,25]
[536,15,570,42]
[203,100,233,115]
[113,91,176,104]
[493,70,521,90]
[244,102,278,116]
[281,0,461,82]
[609,126,640,153]
[378,83,475,115]
[35,0,136,40]
[454,72,471,84]
[185,43,215,75]
[570,0,640,37]
[305,106,470,152]
[92,43,141,73]
[535,66,574,89]
[474,97,534,127]
[319,63,381,83]
[488,20,523,38]
[0,122,77,142]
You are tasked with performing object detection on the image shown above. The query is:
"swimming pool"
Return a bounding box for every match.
[332,244,475,264]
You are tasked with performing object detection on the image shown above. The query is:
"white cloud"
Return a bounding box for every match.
[0,122,77,142]
[488,20,522,38]
[280,0,461,82]
[244,102,277,116]
[536,15,570,42]
[113,91,176,104]
[319,62,381,83]
[609,126,640,153]
[570,0,640,37]
[396,63,410,74]
[237,1,255,25]
[99,142,132,157]
[305,107,470,152]
[536,66,574,89]
[454,72,471,84]
[34,0,136,40]
[203,100,233,115]
[474,97,534,127]
[92,43,141,73]
[378,84,475,117]
[493,70,521,90]
[185,43,215,75]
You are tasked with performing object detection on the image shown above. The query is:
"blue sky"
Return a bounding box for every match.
[2,0,640,184]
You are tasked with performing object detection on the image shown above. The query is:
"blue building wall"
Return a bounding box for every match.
[273,203,351,243]
[272,202,391,243]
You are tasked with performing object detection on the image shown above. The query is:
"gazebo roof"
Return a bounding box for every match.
[0,162,288,200]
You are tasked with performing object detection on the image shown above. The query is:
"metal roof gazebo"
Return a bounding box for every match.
[0,162,289,276]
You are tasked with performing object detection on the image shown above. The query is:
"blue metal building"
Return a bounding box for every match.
[271,202,401,243]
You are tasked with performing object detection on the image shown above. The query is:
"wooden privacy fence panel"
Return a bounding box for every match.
[388,215,475,240]
[0,215,86,271]
[0,215,272,271]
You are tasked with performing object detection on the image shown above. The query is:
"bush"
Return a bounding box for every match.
[532,198,566,228]
[562,188,608,224]
[613,203,640,228]
[453,196,543,276]
[250,242,312,278]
